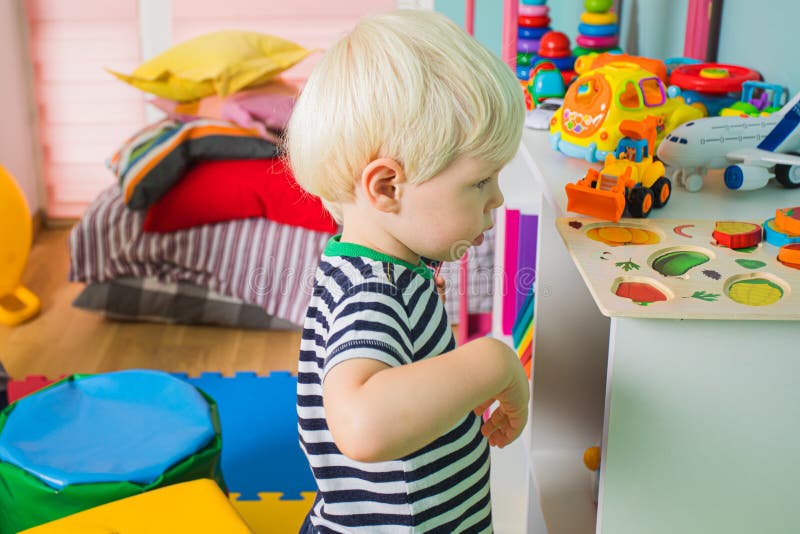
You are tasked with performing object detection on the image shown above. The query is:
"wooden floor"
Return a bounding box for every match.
[0,229,303,380]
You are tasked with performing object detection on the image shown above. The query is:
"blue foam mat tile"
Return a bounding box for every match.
[173,371,315,501]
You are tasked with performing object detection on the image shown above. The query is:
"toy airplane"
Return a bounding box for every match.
[656,91,800,192]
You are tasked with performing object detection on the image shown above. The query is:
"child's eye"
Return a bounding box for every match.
[475,178,491,189]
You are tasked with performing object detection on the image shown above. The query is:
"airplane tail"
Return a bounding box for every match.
[778,91,800,115]
[758,91,800,153]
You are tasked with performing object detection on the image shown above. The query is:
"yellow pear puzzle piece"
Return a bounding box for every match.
[0,165,40,326]
[230,492,316,534]
[20,479,252,533]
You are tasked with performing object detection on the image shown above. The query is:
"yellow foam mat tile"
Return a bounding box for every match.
[230,492,316,534]
[21,479,252,533]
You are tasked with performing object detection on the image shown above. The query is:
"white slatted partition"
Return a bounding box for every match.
[24,0,146,219]
[170,0,396,83]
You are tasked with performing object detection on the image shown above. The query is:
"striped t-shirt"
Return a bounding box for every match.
[297,235,492,533]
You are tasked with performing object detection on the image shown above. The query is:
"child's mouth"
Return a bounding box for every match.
[473,233,484,246]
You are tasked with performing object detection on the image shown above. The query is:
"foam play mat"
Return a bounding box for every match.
[8,371,317,533]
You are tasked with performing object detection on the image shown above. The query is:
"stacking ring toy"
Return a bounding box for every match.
[519,15,551,27]
[532,55,575,71]
[519,4,548,16]
[519,26,551,40]
[538,31,572,58]
[576,34,618,48]
[580,11,617,25]
[573,45,621,56]
[517,38,541,54]
[578,22,618,37]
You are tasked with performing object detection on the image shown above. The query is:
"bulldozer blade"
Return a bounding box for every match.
[565,183,626,222]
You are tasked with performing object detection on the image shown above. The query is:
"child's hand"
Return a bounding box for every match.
[473,351,529,448]
[434,274,446,304]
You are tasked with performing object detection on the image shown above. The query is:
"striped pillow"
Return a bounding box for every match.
[108,119,278,209]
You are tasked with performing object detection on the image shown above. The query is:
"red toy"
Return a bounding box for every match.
[670,63,760,94]
[538,31,571,58]
[712,221,762,249]
[519,15,550,27]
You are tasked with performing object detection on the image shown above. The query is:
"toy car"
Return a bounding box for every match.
[720,81,788,117]
[550,61,703,162]
[525,98,563,130]
[565,117,671,221]
[668,62,761,116]
[527,61,566,105]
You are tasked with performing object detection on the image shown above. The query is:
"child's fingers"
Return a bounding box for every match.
[481,407,526,447]
[434,275,446,304]
[480,410,509,439]
[473,399,494,417]
[435,275,446,291]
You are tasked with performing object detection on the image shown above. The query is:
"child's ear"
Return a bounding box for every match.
[360,158,405,213]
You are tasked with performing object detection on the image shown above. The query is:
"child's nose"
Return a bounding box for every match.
[487,185,504,211]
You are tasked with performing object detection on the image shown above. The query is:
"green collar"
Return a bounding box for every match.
[324,235,432,280]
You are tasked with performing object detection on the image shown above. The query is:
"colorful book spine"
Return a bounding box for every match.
[515,214,538,317]
[512,287,535,379]
[502,209,521,335]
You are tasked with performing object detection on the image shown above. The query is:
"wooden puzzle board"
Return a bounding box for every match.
[556,217,800,320]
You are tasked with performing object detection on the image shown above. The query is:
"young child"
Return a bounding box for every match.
[287,10,528,533]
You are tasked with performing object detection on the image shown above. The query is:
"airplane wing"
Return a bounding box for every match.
[726,147,800,168]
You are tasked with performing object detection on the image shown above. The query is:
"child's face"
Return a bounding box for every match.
[398,156,504,262]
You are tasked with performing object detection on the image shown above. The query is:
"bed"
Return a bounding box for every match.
[67,12,497,331]
[69,185,495,329]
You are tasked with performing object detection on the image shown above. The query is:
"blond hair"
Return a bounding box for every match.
[285,9,524,222]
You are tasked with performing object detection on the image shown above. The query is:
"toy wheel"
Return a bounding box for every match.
[775,164,800,189]
[670,63,761,94]
[627,187,654,218]
[651,177,672,208]
[684,173,704,192]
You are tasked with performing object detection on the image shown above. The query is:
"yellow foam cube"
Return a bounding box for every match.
[21,479,252,534]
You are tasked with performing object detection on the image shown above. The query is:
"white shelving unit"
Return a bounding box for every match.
[500,128,800,534]
[489,146,542,534]
[490,130,609,534]
[519,131,608,534]
[492,135,603,534]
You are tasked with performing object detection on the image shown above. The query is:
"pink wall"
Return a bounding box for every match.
[0,0,41,214]
[171,0,397,82]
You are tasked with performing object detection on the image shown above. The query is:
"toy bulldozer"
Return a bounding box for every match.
[565,117,672,222]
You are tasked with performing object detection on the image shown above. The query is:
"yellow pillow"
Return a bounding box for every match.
[107,30,311,102]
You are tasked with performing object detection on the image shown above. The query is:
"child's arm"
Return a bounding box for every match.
[323,336,528,463]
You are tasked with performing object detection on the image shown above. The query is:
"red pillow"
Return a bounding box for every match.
[142,159,337,234]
